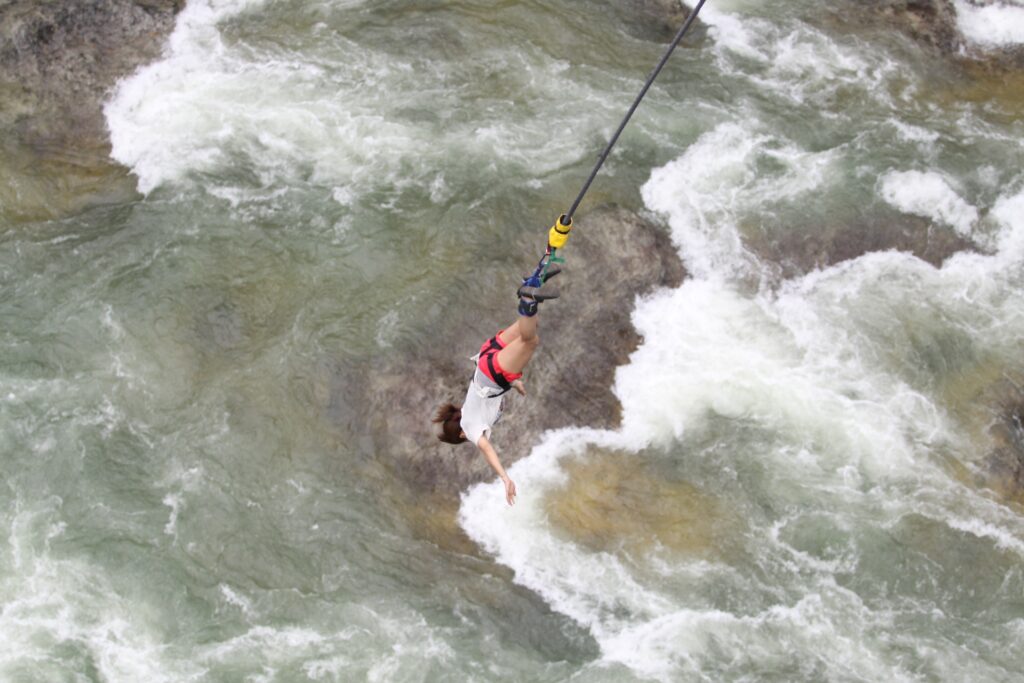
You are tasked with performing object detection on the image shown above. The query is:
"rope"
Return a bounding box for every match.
[563,0,708,225]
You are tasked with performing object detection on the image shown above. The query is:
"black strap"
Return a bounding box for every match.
[482,335,512,397]
[485,351,512,394]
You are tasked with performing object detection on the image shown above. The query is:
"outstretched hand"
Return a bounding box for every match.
[503,477,517,506]
[513,379,526,397]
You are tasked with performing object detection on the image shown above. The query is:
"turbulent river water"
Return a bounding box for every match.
[3,0,1024,680]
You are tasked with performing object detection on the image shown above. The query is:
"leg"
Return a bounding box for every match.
[496,255,560,373]
[496,312,539,375]
[497,316,539,346]
[495,333,539,376]
[497,319,523,345]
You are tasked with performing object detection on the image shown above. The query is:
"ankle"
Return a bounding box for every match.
[518,297,539,317]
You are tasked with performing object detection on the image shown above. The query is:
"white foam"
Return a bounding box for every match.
[462,67,1024,682]
[701,7,896,109]
[219,584,254,615]
[700,4,768,62]
[104,0,616,198]
[459,47,1008,673]
[459,429,677,637]
[199,625,332,662]
[375,310,399,349]
[880,170,978,237]
[990,186,1024,263]
[162,492,182,536]
[888,119,940,144]
[159,465,204,538]
[764,28,876,101]
[0,506,201,682]
[945,516,1024,556]
[305,655,352,680]
[458,267,953,671]
[598,591,912,683]
[641,122,837,279]
[954,0,1024,47]
[105,0,271,193]
[1011,619,1024,639]
[769,513,859,575]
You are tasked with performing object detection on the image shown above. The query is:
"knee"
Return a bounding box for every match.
[525,334,540,349]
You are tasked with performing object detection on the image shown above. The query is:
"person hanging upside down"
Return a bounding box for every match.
[432,257,562,506]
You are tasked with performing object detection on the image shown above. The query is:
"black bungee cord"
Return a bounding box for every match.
[542,0,708,270]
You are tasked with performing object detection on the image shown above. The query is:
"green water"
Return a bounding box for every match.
[2,0,1024,680]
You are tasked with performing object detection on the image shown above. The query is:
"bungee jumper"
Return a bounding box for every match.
[433,0,707,504]
[433,219,573,507]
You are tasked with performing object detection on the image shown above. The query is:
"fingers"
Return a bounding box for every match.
[505,479,517,506]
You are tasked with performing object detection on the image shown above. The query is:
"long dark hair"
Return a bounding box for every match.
[433,403,467,445]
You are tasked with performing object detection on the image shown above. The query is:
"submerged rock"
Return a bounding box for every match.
[543,448,729,557]
[933,358,1024,503]
[353,205,685,495]
[978,375,1024,504]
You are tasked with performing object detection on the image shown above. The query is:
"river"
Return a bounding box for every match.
[2,0,1024,680]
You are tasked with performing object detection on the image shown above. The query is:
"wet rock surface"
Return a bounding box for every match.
[0,0,183,219]
[618,0,707,43]
[873,0,963,53]
[744,213,975,280]
[839,0,1024,68]
[353,205,685,495]
[978,375,1024,504]
[0,0,183,146]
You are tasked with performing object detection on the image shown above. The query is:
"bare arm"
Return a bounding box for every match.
[476,435,517,506]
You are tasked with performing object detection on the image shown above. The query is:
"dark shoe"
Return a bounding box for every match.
[517,283,559,301]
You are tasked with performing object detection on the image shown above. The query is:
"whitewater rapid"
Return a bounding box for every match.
[1,0,1010,680]
[459,4,1024,680]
